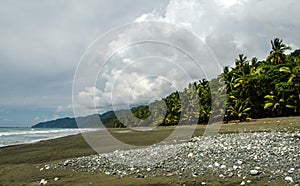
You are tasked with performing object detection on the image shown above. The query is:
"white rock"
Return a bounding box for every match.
[233,165,239,170]
[63,160,69,166]
[166,173,173,177]
[219,174,225,179]
[146,168,151,171]
[194,137,201,141]
[39,179,47,185]
[240,181,245,185]
[40,168,44,171]
[54,177,59,181]
[288,168,295,174]
[285,176,294,183]
[250,170,259,175]
[237,160,243,165]
[247,180,251,183]
[220,165,226,169]
[214,162,220,167]
[201,182,206,185]
[188,153,193,158]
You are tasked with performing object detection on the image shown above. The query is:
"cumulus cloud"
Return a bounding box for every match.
[0,0,170,126]
[2,0,300,124]
[73,0,300,116]
[72,22,216,115]
[135,0,300,63]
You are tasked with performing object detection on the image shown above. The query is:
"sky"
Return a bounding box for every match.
[0,0,299,127]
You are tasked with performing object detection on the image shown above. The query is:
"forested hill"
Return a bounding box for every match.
[32,38,300,128]
[31,111,124,128]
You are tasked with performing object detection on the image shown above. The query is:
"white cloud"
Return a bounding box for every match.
[2,0,299,123]
[73,0,300,116]
[34,114,60,123]
[56,105,72,113]
[133,0,300,64]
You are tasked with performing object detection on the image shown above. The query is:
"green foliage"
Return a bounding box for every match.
[34,38,299,128]
[109,38,299,126]
[266,38,292,64]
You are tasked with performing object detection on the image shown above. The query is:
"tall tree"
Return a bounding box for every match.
[267,38,291,64]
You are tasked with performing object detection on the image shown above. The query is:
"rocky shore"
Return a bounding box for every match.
[51,132,300,185]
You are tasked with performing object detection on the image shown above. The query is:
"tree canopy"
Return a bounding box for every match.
[105,38,300,127]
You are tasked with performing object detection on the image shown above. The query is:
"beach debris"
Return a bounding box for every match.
[39,179,47,185]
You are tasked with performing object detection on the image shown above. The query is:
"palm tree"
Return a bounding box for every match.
[264,92,285,116]
[235,54,250,74]
[267,38,291,64]
[226,96,251,122]
[279,66,300,114]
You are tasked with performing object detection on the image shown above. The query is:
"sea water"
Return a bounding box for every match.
[0,127,98,147]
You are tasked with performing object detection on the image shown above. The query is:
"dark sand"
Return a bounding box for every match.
[0,116,299,186]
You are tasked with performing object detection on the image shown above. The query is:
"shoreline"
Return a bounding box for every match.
[0,128,100,149]
[0,116,299,185]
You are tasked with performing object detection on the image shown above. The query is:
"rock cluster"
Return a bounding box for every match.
[50,132,300,184]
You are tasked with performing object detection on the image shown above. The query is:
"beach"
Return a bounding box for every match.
[0,116,299,186]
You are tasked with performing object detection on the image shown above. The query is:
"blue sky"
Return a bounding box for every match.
[0,0,299,127]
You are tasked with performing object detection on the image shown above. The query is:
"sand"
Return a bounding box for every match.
[0,116,299,186]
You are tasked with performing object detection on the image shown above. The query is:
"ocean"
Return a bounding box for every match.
[0,127,98,148]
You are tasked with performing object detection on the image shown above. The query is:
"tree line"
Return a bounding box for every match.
[107,38,300,127]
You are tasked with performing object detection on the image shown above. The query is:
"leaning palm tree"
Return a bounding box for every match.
[266,38,291,64]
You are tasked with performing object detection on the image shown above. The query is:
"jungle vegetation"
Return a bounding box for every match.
[107,38,299,128]
[34,38,299,128]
